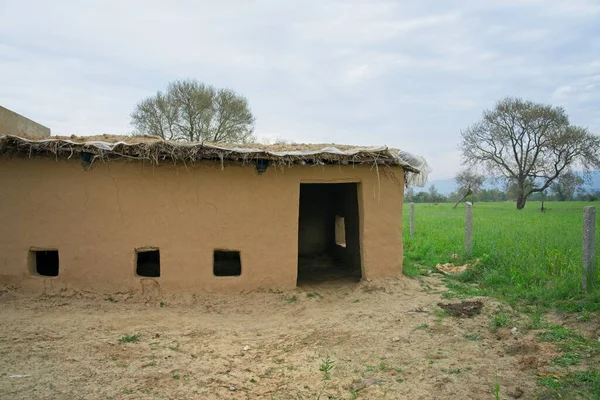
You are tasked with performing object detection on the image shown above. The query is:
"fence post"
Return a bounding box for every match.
[409,202,415,237]
[582,206,596,292]
[465,202,473,255]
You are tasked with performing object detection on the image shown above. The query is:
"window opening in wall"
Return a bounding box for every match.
[136,249,160,277]
[214,250,242,276]
[30,250,59,277]
[335,215,346,248]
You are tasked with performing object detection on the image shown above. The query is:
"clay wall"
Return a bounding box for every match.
[0,157,405,293]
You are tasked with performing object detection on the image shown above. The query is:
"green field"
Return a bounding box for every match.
[403,201,600,311]
[402,201,600,398]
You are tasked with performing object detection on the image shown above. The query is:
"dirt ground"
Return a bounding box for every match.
[0,276,556,399]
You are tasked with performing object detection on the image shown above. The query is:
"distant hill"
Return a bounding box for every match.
[415,171,600,195]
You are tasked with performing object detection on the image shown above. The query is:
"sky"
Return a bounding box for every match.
[1,0,599,180]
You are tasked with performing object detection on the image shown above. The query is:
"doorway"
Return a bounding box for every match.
[297,183,362,285]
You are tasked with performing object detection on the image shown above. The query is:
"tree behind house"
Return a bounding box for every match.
[130,79,255,143]
[551,171,585,201]
[460,97,600,209]
[453,170,485,208]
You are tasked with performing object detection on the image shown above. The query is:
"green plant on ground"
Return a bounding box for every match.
[118,333,141,343]
[464,333,484,341]
[105,296,116,303]
[493,374,501,400]
[285,295,297,304]
[319,355,334,381]
[441,367,463,374]
[490,308,510,330]
[553,353,582,367]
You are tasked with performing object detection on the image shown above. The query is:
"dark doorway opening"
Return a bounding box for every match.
[297,183,361,285]
[136,249,160,277]
[30,250,59,277]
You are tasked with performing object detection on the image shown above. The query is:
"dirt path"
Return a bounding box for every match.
[0,276,545,399]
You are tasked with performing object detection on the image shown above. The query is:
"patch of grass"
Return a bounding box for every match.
[577,309,593,322]
[105,296,116,303]
[415,323,429,330]
[118,333,141,343]
[168,341,180,352]
[364,364,375,372]
[403,202,600,312]
[285,295,297,304]
[538,369,600,398]
[250,378,257,383]
[441,367,463,374]
[378,362,388,372]
[306,292,322,299]
[490,309,510,330]
[396,377,405,383]
[553,352,582,367]
[159,301,166,308]
[319,355,334,381]
[527,311,546,330]
[441,291,455,300]
[536,325,582,343]
[172,373,180,380]
[464,333,484,341]
[402,261,423,278]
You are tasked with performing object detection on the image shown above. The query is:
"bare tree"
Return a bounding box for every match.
[131,79,255,143]
[461,97,600,209]
[551,171,585,201]
[453,170,485,209]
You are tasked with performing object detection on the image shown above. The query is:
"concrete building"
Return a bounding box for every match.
[0,134,428,293]
[0,106,50,137]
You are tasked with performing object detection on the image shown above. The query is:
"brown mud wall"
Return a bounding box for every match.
[0,158,404,293]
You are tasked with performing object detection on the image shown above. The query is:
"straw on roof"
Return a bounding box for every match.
[0,134,430,186]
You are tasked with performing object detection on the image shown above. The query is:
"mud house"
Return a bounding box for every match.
[0,135,428,293]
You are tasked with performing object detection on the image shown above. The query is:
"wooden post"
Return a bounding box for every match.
[409,202,415,237]
[465,202,473,255]
[582,206,596,292]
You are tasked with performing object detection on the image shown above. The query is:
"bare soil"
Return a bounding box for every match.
[0,276,555,399]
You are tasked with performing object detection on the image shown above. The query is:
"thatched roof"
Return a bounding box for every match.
[0,134,430,186]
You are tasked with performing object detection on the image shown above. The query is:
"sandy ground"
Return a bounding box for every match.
[0,276,554,399]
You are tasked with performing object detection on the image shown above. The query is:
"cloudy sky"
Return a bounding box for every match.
[1,0,599,179]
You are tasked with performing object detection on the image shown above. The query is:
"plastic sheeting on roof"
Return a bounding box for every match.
[0,135,431,187]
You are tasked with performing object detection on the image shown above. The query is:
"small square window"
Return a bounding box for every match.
[213,250,241,276]
[136,249,160,277]
[30,250,59,277]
